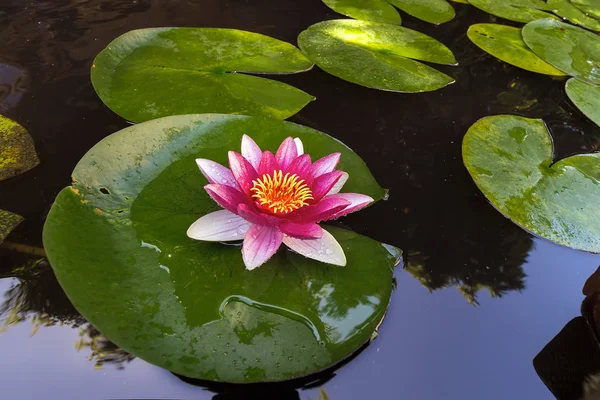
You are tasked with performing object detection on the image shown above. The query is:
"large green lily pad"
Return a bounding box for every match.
[467,24,566,76]
[468,0,556,23]
[547,0,600,31]
[566,78,600,127]
[463,115,600,252]
[297,19,457,93]
[0,209,23,244]
[522,18,600,85]
[91,28,315,122]
[322,0,455,24]
[42,114,397,383]
[572,0,600,19]
[0,115,39,181]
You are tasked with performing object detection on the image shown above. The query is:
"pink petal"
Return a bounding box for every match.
[311,170,344,202]
[228,151,258,197]
[242,225,283,270]
[288,196,351,223]
[258,151,279,176]
[283,230,346,266]
[286,154,312,183]
[279,222,323,239]
[311,153,341,178]
[187,210,251,241]
[275,137,298,170]
[195,159,239,189]
[322,193,374,220]
[327,171,348,195]
[205,183,249,214]
[237,204,281,227]
[241,134,263,170]
[294,138,304,155]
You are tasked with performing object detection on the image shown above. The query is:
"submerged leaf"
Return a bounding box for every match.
[91,28,315,122]
[463,115,600,252]
[0,116,39,181]
[467,24,566,76]
[43,114,396,383]
[522,19,600,85]
[468,0,556,23]
[0,209,23,244]
[565,78,600,127]
[297,19,457,93]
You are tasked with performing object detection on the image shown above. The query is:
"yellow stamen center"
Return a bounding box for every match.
[250,170,313,214]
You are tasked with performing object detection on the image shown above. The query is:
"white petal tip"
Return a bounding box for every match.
[294,137,304,155]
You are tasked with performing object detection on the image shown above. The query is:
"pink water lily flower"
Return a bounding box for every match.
[187,135,374,270]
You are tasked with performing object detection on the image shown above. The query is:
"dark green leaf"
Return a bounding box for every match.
[468,0,556,23]
[566,78,600,127]
[297,20,457,93]
[467,23,566,76]
[522,18,600,85]
[0,209,23,244]
[547,0,600,31]
[43,114,396,383]
[463,115,600,252]
[91,28,315,122]
[0,115,39,181]
[322,0,402,24]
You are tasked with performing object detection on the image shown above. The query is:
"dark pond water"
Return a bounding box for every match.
[2,0,600,399]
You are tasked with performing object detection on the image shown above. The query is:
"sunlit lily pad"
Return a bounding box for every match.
[566,78,600,127]
[0,209,23,244]
[547,0,600,31]
[43,114,397,383]
[463,115,600,252]
[468,0,556,23]
[91,28,315,122]
[322,0,455,24]
[467,24,566,76]
[0,115,39,181]
[522,19,600,85]
[297,20,457,93]
[571,0,600,19]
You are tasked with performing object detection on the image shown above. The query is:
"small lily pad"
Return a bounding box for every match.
[468,0,556,23]
[91,28,315,122]
[297,19,457,93]
[43,114,396,383]
[566,78,600,127]
[322,0,402,24]
[571,0,600,19]
[463,115,600,253]
[0,115,39,181]
[547,0,600,31]
[467,24,566,76]
[522,18,600,85]
[0,209,23,244]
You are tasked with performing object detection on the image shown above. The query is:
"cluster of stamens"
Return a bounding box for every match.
[250,170,313,214]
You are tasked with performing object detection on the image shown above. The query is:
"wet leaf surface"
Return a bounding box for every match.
[566,78,600,128]
[571,0,600,19]
[468,0,556,23]
[0,115,39,181]
[547,0,600,31]
[522,18,600,85]
[467,23,566,76]
[297,19,457,93]
[91,28,315,122]
[42,114,397,383]
[463,115,600,252]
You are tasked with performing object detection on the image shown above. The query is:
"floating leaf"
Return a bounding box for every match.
[463,115,600,253]
[547,0,600,31]
[43,114,396,383]
[571,0,600,19]
[322,0,402,24]
[565,78,600,127]
[467,23,566,76]
[297,20,457,93]
[322,0,454,24]
[0,209,23,244]
[0,115,39,181]
[450,0,469,3]
[91,28,315,122]
[468,0,556,23]
[522,19,600,85]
